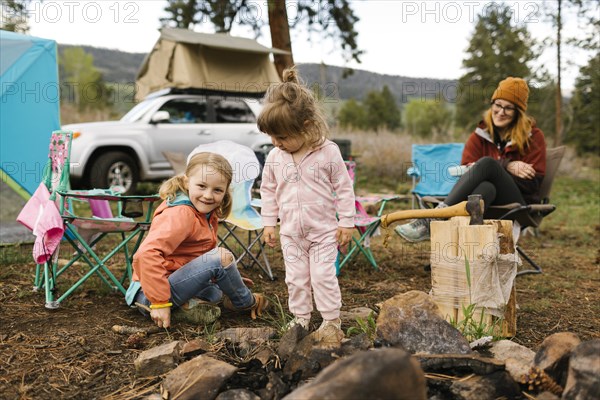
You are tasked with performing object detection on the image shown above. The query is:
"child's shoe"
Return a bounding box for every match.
[285,316,311,331]
[315,318,343,341]
[174,298,221,325]
[223,293,269,320]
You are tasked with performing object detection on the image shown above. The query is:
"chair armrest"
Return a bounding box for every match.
[58,190,160,202]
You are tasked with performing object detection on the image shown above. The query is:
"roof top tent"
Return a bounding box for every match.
[135,28,287,101]
[0,30,61,244]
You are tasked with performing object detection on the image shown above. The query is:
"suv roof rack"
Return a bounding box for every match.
[144,87,266,100]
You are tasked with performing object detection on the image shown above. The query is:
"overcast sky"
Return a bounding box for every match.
[25,0,597,91]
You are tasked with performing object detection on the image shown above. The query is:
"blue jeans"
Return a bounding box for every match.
[134,248,253,316]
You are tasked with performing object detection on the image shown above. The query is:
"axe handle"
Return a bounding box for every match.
[380,201,469,228]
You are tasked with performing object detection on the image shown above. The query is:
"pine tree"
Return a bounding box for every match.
[566,52,600,154]
[455,5,537,130]
[379,86,401,130]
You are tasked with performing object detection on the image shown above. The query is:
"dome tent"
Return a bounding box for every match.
[0,30,60,243]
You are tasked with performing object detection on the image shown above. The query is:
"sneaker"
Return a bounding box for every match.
[174,298,221,325]
[317,318,341,331]
[223,293,269,320]
[315,318,343,341]
[285,316,311,331]
[394,218,431,242]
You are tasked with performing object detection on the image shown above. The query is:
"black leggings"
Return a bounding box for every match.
[444,157,525,210]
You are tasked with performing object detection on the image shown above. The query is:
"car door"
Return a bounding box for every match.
[146,96,213,170]
[202,97,265,149]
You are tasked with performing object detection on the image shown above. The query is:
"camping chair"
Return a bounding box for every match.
[483,146,566,275]
[218,179,274,280]
[17,130,160,308]
[408,143,465,209]
[335,161,402,275]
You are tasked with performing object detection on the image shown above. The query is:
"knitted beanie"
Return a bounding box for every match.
[491,77,529,111]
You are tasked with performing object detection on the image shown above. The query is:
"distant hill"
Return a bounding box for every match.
[58,44,457,104]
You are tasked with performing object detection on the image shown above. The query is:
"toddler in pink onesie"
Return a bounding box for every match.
[258,66,355,337]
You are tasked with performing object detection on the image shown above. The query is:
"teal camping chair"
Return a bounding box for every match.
[335,161,402,275]
[17,130,160,308]
[408,143,464,209]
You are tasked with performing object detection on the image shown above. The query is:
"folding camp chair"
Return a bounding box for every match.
[416,145,565,276]
[483,146,566,275]
[218,179,274,280]
[17,130,160,308]
[408,143,465,209]
[335,161,402,275]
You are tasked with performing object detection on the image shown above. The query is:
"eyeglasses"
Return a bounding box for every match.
[492,102,516,115]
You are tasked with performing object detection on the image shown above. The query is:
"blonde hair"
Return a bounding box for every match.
[159,152,233,218]
[483,106,535,155]
[257,66,328,148]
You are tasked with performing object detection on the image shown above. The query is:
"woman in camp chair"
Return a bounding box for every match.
[127,152,268,328]
[396,77,547,242]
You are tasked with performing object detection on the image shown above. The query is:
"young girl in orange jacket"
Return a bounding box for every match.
[127,152,267,328]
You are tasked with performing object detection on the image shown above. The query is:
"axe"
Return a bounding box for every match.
[380,194,484,229]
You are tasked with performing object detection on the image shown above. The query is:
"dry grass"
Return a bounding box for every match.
[60,103,118,125]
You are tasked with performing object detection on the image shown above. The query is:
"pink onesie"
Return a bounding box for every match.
[260,139,355,320]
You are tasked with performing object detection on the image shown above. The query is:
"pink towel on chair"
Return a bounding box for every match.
[17,183,65,263]
[17,183,51,231]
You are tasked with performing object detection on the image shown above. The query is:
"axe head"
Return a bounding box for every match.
[466,194,484,225]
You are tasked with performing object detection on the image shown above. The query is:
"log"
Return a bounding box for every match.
[430,218,517,338]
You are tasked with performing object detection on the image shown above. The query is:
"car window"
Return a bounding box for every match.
[158,99,207,124]
[121,99,157,122]
[214,99,256,123]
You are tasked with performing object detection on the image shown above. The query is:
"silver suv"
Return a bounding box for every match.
[63,92,272,194]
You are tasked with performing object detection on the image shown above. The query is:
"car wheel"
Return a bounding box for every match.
[88,151,139,194]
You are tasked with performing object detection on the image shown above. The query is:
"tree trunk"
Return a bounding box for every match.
[267,1,294,78]
[554,0,563,146]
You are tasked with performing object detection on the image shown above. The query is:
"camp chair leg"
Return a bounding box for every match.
[44,261,59,309]
[336,223,381,275]
[220,224,274,280]
[33,263,43,291]
[44,225,145,306]
[516,246,543,276]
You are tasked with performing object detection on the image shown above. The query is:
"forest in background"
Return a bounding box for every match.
[3,1,598,155]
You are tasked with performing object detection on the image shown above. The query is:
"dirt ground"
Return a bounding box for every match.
[1,220,599,399]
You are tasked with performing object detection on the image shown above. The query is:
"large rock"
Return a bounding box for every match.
[283,348,427,400]
[277,324,309,361]
[134,341,182,377]
[282,329,344,380]
[562,340,600,400]
[489,340,536,381]
[161,355,237,400]
[376,291,472,354]
[534,332,581,387]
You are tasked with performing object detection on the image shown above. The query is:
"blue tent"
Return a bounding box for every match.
[1,30,60,199]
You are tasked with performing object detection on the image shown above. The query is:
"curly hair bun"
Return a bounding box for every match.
[282,67,299,84]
